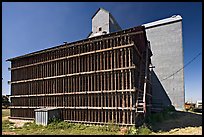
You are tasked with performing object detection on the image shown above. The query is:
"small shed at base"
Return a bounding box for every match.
[34,107,60,126]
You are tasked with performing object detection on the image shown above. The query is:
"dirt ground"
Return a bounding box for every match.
[2,131,17,135]
[151,126,202,135]
[9,119,34,128]
[150,111,202,135]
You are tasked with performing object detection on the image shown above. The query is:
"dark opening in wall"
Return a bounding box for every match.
[99,27,102,31]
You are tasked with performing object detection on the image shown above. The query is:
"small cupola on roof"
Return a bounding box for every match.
[88,8,122,38]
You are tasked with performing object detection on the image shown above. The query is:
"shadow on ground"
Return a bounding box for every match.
[150,111,202,132]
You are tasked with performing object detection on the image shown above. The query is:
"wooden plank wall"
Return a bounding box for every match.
[9,27,152,126]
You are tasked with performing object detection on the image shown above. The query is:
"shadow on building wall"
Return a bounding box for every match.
[151,70,172,109]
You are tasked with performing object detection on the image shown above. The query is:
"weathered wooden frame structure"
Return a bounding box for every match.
[7,26,152,126]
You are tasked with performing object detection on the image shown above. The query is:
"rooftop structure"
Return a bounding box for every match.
[88,8,122,38]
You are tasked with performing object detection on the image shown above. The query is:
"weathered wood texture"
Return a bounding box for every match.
[9,26,152,126]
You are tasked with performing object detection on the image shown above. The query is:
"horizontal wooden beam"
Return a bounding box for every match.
[11,66,135,84]
[8,116,135,126]
[11,43,134,70]
[10,88,151,98]
[64,120,135,126]
[10,89,135,98]
[9,106,137,110]
[8,116,34,120]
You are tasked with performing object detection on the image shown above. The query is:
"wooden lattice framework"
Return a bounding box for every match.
[8,26,152,126]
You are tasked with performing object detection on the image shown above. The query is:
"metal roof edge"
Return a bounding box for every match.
[142,15,182,28]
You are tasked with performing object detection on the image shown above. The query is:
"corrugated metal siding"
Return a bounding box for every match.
[35,109,60,126]
[35,111,48,126]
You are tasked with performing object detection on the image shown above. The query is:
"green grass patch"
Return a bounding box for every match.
[127,124,152,135]
[137,124,152,135]
[2,120,15,132]
[2,106,179,135]
[2,119,120,135]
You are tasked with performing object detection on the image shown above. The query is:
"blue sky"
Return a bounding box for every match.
[2,2,202,102]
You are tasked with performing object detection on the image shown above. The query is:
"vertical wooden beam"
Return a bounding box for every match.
[128,48,133,124]
[101,73,103,123]
[120,48,125,124]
